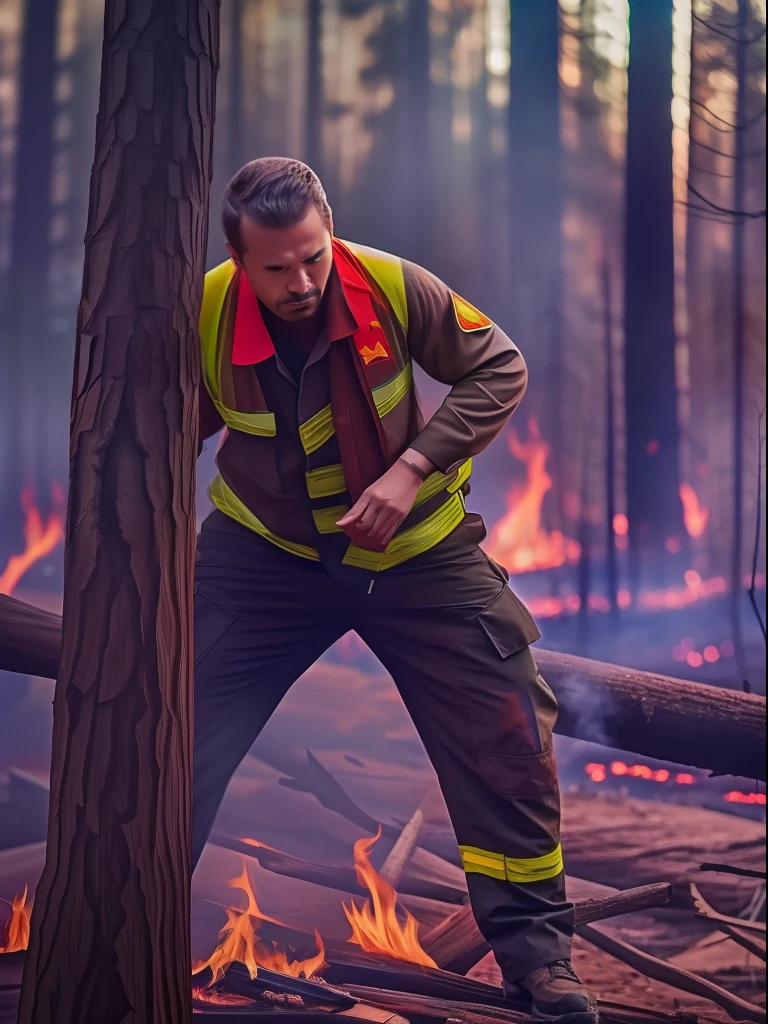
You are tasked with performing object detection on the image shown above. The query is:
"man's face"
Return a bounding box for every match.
[227,204,333,321]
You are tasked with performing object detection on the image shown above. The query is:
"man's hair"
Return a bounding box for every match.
[222,157,332,257]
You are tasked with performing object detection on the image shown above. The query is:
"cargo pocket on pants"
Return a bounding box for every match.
[194,582,242,667]
[477,585,541,658]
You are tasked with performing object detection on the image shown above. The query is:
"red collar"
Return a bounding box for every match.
[232,239,375,366]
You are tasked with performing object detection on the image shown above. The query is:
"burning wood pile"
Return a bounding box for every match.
[2,753,765,1024]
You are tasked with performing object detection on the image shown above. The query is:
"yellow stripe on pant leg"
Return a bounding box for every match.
[505,844,564,883]
[458,845,506,881]
[459,843,564,884]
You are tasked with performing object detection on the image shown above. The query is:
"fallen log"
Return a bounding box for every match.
[578,922,766,1024]
[2,593,765,779]
[422,882,673,974]
[700,861,767,880]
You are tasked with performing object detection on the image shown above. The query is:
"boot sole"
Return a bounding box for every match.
[531,1009,600,1024]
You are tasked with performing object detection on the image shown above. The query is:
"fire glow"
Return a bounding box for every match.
[585,762,765,808]
[192,862,326,985]
[486,417,581,574]
[0,886,32,954]
[343,826,437,968]
[0,485,65,596]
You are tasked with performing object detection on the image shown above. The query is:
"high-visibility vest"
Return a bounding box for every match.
[199,238,471,571]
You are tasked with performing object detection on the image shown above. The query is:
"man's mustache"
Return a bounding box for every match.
[279,289,320,307]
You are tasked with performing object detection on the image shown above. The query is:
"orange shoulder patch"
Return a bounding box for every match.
[451,292,493,332]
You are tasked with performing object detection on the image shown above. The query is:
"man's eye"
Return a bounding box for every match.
[304,253,323,264]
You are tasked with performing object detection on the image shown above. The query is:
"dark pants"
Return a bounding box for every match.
[192,509,574,981]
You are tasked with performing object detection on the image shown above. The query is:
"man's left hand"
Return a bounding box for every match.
[336,451,433,552]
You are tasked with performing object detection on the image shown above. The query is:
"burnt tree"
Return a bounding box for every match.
[623,0,684,588]
[16,2,220,1023]
[507,1,565,529]
[2,0,57,514]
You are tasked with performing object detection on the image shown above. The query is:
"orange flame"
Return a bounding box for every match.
[342,827,437,968]
[679,483,709,538]
[193,861,326,986]
[585,762,699,787]
[0,886,32,953]
[0,485,65,596]
[191,987,256,1006]
[486,417,580,574]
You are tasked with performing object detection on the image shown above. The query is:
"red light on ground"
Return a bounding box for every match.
[703,646,720,663]
[725,791,766,805]
[610,761,628,776]
[720,640,735,658]
[676,773,695,785]
[666,537,681,553]
[684,570,702,588]
[646,439,660,455]
[585,763,607,783]
[686,651,704,668]
[654,770,670,783]
[617,589,632,608]
[613,514,628,536]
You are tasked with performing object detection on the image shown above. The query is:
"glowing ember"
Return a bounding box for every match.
[191,987,256,1006]
[486,417,581,574]
[0,886,32,953]
[725,791,766,806]
[343,827,437,968]
[193,861,326,986]
[679,483,709,538]
[585,762,700,787]
[0,485,65,596]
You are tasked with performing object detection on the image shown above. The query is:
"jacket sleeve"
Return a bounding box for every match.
[401,259,528,475]
[198,380,225,457]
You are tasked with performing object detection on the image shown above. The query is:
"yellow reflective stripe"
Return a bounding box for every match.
[209,475,320,561]
[459,845,506,881]
[373,362,413,418]
[342,240,408,330]
[306,463,346,499]
[413,458,472,509]
[214,399,276,437]
[199,260,236,399]
[505,845,564,883]
[343,490,466,571]
[460,843,564,885]
[312,504,349,534]
[300,404,334,454]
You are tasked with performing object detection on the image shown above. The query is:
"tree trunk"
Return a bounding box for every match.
[2,0,57,518]
[305,0,323,175]
[405,0,431,267]
[16,2,220,1022]
[623,0,684,589]
[3,593,764,781]
[228,0,244,179]
[730,0,749,681]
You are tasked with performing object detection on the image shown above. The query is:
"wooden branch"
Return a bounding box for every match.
[208,832,467,906]
[3,593,765,779]
[578,923,766,1024]
[422,883,673,974]
[700,861,767,880]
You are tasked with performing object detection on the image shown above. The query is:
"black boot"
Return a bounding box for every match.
[505,960,598,1021]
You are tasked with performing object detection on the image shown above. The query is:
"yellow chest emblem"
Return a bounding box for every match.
[360,339,390,365]
[452,293,493,332]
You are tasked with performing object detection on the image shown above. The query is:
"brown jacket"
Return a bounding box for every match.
[199,245,528,555]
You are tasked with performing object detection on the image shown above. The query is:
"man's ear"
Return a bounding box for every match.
[225,242,243,269]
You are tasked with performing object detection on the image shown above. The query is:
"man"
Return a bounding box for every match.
[193,157,597,1019]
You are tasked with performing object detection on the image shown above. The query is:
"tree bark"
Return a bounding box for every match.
[623,0,685,588]
[16,2,220,1023]
[3,593,765,781]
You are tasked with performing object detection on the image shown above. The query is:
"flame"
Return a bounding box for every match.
[0,485,65,596]
[725,791,766,806]
[0,886,32,953]
[585,762,699,787]
[486,417,580,574]
[342,827,437,968]
[191,987,256,1006]
[193,861,326,986]
[679,483,709,538]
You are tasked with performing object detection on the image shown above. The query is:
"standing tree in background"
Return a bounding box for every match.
[17,1,220,1022]
[507,1,565,528]
[623,0,684,589]
[3,0,58,514]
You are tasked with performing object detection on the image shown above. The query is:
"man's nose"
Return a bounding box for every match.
[287,269,313,296]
